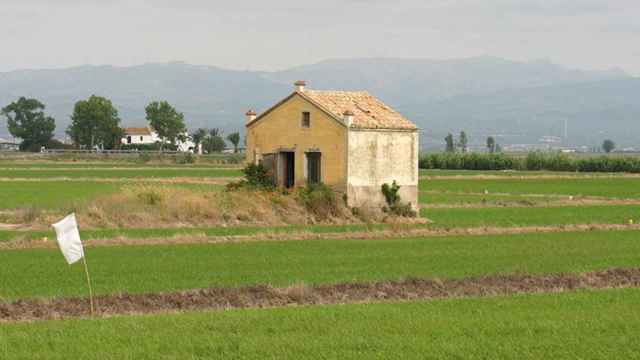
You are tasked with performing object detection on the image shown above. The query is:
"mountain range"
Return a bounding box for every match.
[0,57,637,149]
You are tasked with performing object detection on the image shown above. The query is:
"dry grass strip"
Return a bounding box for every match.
[1,268,638,322]
[4,223,640,251]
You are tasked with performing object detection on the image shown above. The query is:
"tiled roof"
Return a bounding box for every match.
[301,90,417,130]
[123,127,152,136]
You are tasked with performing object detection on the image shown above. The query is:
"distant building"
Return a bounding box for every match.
[121,126,194,152]
[122,127,158,145]
[0,137,20,151]
[245,81,419,210]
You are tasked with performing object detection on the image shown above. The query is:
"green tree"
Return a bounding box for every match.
[1,97,56,152]
[226,132,241,153]
[145,101,186,151]
[190,128,208,149]
[602,139,615,153]
[458,131,468,153]
[67,95,123,149]
[486,136,496,153]
[444,133,455,153]
[203,134,226,153]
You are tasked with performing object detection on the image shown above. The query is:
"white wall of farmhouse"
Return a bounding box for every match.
[122,134,159,145]
[346,129,419,210]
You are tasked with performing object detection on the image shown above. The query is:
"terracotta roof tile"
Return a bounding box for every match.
[301,90,417,130]
[123,127,152,136]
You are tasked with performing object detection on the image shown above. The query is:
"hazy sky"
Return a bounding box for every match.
[1,0,639,75]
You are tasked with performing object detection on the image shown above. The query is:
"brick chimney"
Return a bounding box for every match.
[343,110,354,127]
[294,80,306,92]
[246,110,257,123]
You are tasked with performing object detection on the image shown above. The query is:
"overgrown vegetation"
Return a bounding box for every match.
[226,163,275,191]
[420,152,640,173]
[296,184,342,221]
[381,181,416,217]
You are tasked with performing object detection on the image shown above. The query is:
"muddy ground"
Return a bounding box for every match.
[2,268,638,322]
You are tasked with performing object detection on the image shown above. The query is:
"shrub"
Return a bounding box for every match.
[296,184,340,220]
[381,181,401,207]
[175,153,196,164]
[227,163,275,191]
[381,180,416,217]
[137,153,152,164]
[137,189,164,205]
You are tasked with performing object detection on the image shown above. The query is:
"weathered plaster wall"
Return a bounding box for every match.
[245,93,348,189]
[347,129,419,209]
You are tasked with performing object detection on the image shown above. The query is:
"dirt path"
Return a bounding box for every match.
[3,223,640,251]
[1,268,637,322]
[421,197,640,209]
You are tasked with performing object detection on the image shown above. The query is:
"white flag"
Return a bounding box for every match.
[52,213,85,265]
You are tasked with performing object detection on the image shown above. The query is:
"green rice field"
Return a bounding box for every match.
[2,230,639,300]
[1,289,638,359]
[2,157,640,358]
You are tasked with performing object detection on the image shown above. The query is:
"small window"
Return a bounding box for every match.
[307,152,321,185]
[301,112,311,128]
[140,136,144,141]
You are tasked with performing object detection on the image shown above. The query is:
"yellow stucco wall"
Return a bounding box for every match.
[245,93,348,189]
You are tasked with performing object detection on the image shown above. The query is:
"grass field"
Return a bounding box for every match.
[0,181,224,209]
[2,157,640,358]
[1,289,638,359]
[2,230,639,300]
[423,204,640,227]
[0,168,242,179]
[422,177,640,198]
[0,181,122,209]
[0,162,241,168]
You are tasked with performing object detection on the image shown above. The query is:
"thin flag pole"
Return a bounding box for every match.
[82,255,95,316]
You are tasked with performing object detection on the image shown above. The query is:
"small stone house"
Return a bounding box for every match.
[245,81,419,209]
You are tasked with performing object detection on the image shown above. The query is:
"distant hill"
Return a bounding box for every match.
[0,57,636,148]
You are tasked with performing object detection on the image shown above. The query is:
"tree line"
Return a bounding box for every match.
[444,131,500,153]
[444,131,616,154]
[1,96,241,152]
[420,152,640,173]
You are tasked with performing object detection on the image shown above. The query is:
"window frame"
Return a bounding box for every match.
[301,111,311,128]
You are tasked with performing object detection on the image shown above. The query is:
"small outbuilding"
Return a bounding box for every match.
[245,81,419,209]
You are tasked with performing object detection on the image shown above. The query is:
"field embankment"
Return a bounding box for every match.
[2,268,638,322]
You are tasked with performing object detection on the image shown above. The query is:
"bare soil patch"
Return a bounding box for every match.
[1,268,638,322]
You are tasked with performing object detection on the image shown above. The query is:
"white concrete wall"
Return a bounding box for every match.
[347,129,419,209]
[122,134,158,145]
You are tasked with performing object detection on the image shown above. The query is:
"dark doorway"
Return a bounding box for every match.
[282,151,295,188]
[307,152,321,185]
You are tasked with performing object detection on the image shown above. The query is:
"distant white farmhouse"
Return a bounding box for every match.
[122,127,158,145]
[0,137,20,151]
[121,126,194,152]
